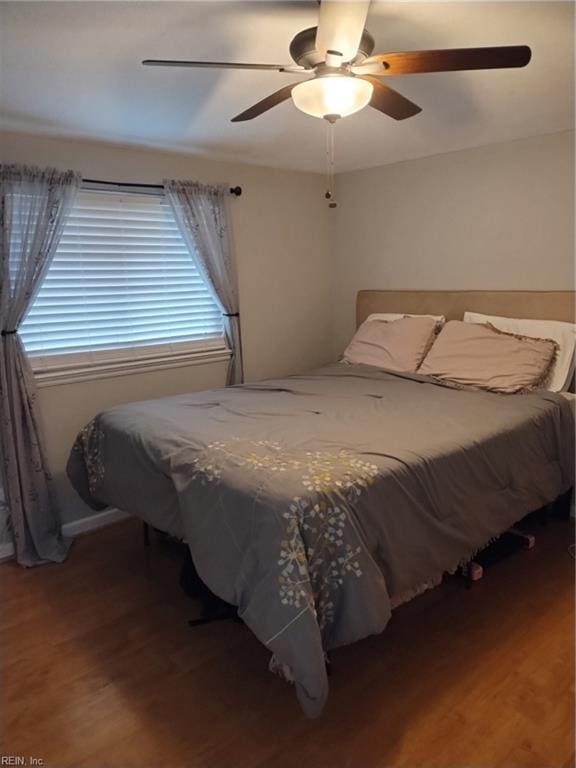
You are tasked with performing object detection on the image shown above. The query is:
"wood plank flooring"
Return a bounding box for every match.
[1,517,573,768]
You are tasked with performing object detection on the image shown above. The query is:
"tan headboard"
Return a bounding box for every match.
[357,290,576,327]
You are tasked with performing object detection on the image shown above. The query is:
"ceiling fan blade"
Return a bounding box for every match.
[353,45,532,76]
[315,0,371,62]
[231,81,306,122]
[142,59,308,73]
[360,76,422,120]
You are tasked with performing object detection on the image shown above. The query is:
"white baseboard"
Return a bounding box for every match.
[62,508,132,537]
[0,508,132,562]
[0,541,15,561]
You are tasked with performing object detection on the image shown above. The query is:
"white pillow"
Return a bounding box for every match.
[367,312,445,327]
[463,312,576,392]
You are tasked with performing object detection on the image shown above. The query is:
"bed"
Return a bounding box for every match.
[67,290,575,717]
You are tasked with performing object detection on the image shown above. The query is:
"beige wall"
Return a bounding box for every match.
[332,131,575,353]
[37,363,228,523]
[0,132,334,522]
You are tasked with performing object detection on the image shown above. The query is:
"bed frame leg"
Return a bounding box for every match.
[462,561,484,587]
[506,528,536,550]
[143,522,151,547]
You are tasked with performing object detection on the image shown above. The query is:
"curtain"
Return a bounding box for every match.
[164,180,243,385]
[0,483,9,553]
[0,164,81,566]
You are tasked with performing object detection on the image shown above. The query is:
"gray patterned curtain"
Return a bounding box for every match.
[0,164,81,566]
[163,180,243,385]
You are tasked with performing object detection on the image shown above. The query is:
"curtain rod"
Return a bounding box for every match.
[83,179,242,196]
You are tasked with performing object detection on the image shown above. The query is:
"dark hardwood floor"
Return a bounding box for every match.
[1,517,574,768]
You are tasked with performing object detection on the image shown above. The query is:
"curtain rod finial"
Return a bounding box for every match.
[229,186,242,197]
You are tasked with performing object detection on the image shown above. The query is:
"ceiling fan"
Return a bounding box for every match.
[142,0,532,124]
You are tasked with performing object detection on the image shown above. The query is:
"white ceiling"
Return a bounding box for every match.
[0,1,573,173]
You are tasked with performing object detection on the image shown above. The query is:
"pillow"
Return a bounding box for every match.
[343,316,438,372]
[418,320,558,394]
[464,312,575,392]
[367,312,445,327]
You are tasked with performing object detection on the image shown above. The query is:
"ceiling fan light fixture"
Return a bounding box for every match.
[292,75,373,120]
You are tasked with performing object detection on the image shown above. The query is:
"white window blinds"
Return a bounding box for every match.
[20,189,224,355]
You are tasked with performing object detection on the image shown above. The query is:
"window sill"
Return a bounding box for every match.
[32,345,231,387]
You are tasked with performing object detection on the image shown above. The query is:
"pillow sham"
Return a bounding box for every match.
[367,312,445,327]
[418,320,558,394]
[463,312,575,392]
[343,316,438,372]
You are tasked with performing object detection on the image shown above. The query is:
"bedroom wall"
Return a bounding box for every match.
[332,131,575,354]
[1,129,573,532]
[0,132,334,525]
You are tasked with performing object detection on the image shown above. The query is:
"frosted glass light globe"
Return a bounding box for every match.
[292,76,373,120]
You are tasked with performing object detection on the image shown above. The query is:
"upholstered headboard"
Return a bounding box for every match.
[357,290,576,327]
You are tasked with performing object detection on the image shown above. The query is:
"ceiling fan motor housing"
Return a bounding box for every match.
[289,26,375,68]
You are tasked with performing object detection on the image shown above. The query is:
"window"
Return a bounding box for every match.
[21,189,226,376]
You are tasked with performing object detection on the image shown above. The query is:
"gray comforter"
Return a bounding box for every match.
[67,364,575,716]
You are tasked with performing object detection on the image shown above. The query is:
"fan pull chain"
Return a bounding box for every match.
[325,119,337,209]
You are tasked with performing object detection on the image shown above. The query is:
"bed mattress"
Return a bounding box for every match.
[67,363,575,716]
